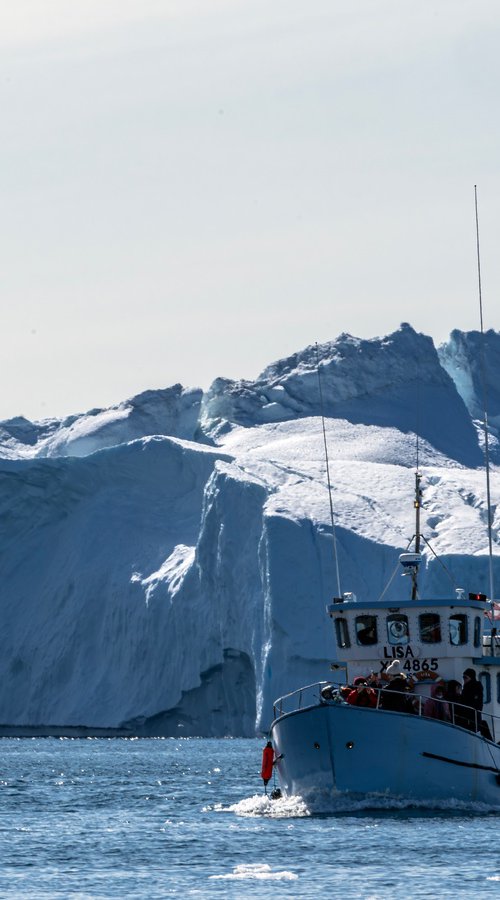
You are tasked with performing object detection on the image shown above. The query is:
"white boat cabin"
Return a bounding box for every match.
[327,593,500,718]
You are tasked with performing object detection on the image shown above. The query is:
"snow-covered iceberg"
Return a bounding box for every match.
[439,328,500,434]
[0,384,203,460]
[0,324,499,736]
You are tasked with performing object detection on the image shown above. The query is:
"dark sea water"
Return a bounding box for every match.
[0,737,499,898]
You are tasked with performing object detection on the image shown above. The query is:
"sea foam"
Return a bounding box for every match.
[209,863,298,881]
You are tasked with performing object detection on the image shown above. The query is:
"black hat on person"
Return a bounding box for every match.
[463,668,476,680]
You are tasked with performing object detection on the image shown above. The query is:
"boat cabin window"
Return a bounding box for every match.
[386,614,409,645]
[419,613,441,644]
[480,671,491,704]
[473,616,481,648]
[334,617,350,649]
[449,614,468,646]
[355,615,378,646]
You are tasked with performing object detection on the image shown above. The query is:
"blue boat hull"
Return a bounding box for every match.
[270,703,500,805]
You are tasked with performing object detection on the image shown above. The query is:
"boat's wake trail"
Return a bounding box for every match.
[210,790,500,817]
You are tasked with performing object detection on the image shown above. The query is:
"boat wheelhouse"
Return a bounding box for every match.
[328,592,500,725]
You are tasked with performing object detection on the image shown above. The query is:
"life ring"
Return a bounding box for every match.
[414,670,439,681]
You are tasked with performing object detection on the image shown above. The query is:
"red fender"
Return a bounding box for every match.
[261,745,274,783]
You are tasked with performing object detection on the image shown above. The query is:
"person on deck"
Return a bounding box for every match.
[461,668,483,732]
[380,660,414,713]
[346,676,377,708]
[423,682,451,721]
[444,680,467,727]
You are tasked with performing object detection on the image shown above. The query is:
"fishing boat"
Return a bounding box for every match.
[270,189,500,806]
[270,470,500,805]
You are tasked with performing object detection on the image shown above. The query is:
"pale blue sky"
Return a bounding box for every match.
[2,0,500,421]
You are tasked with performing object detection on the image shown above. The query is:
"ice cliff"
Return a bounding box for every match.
[0,324,499,736]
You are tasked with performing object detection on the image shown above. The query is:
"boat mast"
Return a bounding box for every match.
[474,185,495,601]
[412,470,422,600]
[315,344,342,598]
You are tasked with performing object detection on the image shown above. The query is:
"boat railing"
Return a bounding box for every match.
[273,680,500,743]
[273,682,330,719]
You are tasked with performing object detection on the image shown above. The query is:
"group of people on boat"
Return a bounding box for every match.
[338,661,490,737]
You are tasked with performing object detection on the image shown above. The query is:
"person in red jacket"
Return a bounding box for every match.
[423,682,451,721]
[346,676,377,708]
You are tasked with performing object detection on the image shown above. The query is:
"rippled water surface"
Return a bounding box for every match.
[1,737,499,898]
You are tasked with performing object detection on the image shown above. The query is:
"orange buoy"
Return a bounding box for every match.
[261,741,274,785]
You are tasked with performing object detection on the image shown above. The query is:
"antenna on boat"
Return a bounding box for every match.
[315,343,342,598]
[399,371,424,600]
[474,185,495,602]
[413,366,422,598]
[411,471,423,599]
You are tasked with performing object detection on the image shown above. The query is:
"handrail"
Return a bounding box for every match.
[273,681,329,720]
[273,680,499,742]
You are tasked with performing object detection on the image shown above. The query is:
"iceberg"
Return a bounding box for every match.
[439,328,500,453]
[0,324,499,736]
